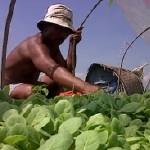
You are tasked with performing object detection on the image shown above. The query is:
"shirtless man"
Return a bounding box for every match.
[4,4,99,99]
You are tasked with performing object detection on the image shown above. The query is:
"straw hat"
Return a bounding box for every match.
[37,4,74,33]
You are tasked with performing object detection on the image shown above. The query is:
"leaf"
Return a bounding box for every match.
[144,109,150,117]
[4,135,27,145]
[115,98,125,110]
[7,124,27,136]
[54,112,75,132]
[5,114,26,128]
[81,101,98,115]
[130,144,140,150]
[24,93,49,105]
[98,144,106,150]
[129,94,143,102]
[21,103,33,117]
[27,106,54,131]
[54,100,74,115]
[144,98,150,109]
[111,118,125,134]
[144,129,150,143]
[142,143,150,150]
[107,147,123,150]
[99,130,109,144]
[42,118,55,135]
[108,132,119,147]
[119,102,141,113]
[38,132,73,150]
[2,109,18,122]
[125,125,139,137]
[75,130,108,150]
[143,92,150,99]
[0,89,12,102]
[130,119,143,127]
[0,102,12,121]
[32,84,49,96]
[146,120,150,128]
[126,137,143,143]
[58,117,82,134]
[118,114,131,127]
[0,144,18,150]
[86,113,109,129]
[0,126,7,142]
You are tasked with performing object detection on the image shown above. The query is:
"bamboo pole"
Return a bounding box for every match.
[72,0,103,75]
[1,0,16,89]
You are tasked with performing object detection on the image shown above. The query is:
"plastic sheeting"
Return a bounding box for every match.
[116,0,150,43]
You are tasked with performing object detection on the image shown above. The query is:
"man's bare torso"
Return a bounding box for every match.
[4,33,66,85]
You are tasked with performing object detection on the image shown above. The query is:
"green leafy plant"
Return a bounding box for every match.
[0,88,150,149]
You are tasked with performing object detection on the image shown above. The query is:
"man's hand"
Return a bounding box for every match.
[70,27,83,44]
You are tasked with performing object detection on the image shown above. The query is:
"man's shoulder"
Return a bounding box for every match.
[13,33,44,58]
[25,33,50,56]
[26,33,42,45]
[25,33,47,51]
[16,33,42,51]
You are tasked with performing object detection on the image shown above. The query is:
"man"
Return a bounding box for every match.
[4,4,99,99]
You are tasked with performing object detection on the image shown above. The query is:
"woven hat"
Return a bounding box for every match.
[37,4,74,33]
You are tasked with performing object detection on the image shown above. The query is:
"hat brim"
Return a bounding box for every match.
[37,21,75,34]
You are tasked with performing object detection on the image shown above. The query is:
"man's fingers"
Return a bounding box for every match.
[74,27,83,34]
[72,34,81,39]
[75,29,82,36]
[70,27,83,44]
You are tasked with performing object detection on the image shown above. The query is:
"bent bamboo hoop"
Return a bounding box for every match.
[1,0,16,89]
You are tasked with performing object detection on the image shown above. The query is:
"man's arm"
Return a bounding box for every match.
[67,39,77,73]
[31,44,99,94]
[66,28,83,74]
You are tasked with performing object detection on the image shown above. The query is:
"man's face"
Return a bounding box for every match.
[45,24,71,45]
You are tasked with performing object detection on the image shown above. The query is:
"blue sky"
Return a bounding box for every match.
[0,0,150,81]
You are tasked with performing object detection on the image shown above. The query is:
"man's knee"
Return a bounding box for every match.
[10,84,32,99]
